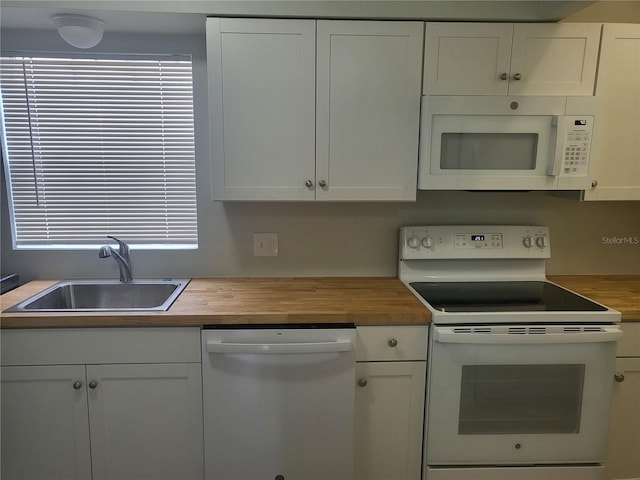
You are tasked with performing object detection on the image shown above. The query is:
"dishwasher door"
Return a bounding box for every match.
[202,327,356,480]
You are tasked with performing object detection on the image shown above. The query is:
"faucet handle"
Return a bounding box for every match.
[106,236,129,257]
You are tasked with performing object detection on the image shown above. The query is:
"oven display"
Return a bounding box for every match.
[455,233,503,249]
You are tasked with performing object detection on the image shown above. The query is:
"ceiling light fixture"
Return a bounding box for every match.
[51,14,106,49]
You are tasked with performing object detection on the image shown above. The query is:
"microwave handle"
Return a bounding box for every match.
[548,115,567,177]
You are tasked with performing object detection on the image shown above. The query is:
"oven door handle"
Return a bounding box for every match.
[434,326,623,345]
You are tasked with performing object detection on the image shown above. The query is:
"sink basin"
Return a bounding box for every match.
[4,279,190,312]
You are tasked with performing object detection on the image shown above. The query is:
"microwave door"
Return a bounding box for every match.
[440,132,538,170]
[421,115,558,190]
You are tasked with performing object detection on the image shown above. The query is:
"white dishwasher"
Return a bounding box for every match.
[201,326,356,480]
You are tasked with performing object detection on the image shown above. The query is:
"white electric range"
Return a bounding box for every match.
[398,225,622,480]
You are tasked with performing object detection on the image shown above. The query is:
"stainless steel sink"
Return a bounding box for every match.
[4,279,190,312]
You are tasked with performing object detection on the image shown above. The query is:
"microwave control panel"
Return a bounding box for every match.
[558,116,594,176]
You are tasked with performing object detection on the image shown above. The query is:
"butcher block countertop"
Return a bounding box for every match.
[1,275,638,329]
[549,275,640,321]
[0,277,430,329]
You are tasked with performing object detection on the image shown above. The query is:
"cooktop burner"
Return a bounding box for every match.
[409,281,608,313]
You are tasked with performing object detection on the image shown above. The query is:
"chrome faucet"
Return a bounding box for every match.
[99,236,132,283]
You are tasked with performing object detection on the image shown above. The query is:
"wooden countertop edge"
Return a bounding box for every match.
[0,278,431,328]
[0,313,430,329]
[2,275,638,328]
[548,275,640,321]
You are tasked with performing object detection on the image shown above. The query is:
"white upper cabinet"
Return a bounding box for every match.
[424,23,513,95]
[207,18,316,201]
[207,18,423,201]
[316,21,423,201]
[424,22,601,96]
[583,24,640,201]
[509,23,600,96]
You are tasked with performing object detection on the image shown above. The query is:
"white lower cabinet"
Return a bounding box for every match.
[606,323,640,480]
[1,365,92,480]
[2,324,431,480]
[0,328,203,480]
[355,326,428,480]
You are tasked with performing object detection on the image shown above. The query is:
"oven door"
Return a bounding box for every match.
[425,324,622,466]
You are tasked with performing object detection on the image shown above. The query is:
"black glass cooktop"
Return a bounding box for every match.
[409,281,608,313]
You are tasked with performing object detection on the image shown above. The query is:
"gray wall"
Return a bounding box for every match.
[1,20,639,283]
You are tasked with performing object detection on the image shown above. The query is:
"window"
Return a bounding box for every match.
[0,54,198,249]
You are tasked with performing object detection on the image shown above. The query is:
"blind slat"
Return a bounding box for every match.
[1,54,198,249]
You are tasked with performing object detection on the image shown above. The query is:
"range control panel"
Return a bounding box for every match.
[400,225,550,260]
[454,233,503,249]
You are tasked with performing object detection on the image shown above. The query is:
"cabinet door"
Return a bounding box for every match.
[584,24,640,201]
[316,21,423,201]
[87,363,203,480]
[605,357,640,480]
[207,18,316,200]
[1,365,92,480]
[509,23,600,96]
[423,22,513,95]
[355,361,426,480]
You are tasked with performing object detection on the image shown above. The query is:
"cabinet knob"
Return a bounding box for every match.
[89,380,98,389]
[591,180,598,188]
[305,179,313,188]
[318,180,327,188]
[500,73,508,80]
[513,73,522,81]
[73,381,83,390]
[388,338,398,347]
[358,378,368,387]
[614,373,625,383]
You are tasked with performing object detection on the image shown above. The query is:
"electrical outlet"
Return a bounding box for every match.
[253,233,278,257]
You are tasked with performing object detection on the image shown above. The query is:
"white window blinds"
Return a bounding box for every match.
[0,54,198,249]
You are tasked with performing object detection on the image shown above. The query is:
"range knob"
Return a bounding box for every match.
[535,236,548,249]
[407,236,420,249]
[421,237,433,249]
[522,236,533,248]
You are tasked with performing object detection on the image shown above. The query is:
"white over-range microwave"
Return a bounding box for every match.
[418,95,597,191]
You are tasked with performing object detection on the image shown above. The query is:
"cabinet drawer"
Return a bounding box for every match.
[356,326,428,361]
[618,323,640,357]
[1,328,202,365]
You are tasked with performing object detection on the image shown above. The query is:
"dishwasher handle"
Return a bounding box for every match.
[206,340,353,355]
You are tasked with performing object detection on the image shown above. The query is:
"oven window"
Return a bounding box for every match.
[441,133,538,170]
[459,364,585,435]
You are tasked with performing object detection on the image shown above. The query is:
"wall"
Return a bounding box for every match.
[1,15,639,284]
[564,1,640,22]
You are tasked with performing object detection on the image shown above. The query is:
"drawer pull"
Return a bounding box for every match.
[614,373,625,383]
[358,378,368,387]
[388,338,398,347]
